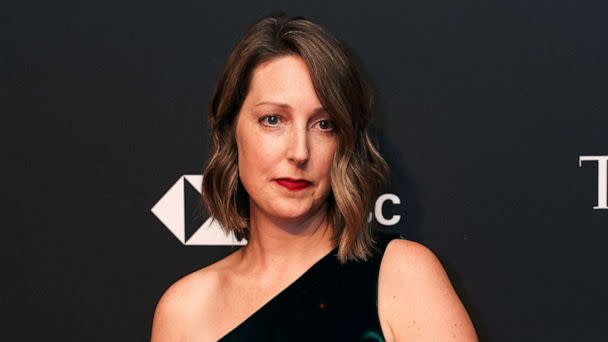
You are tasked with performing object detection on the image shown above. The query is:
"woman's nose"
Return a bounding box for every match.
[286,126,310,165]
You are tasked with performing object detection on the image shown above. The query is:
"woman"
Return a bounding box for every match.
[151,13,477,341]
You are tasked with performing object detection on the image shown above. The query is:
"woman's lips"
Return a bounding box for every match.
[275,178,312,190]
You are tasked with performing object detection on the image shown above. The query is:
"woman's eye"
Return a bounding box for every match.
[260,115,280,126]
[317,119,335,131]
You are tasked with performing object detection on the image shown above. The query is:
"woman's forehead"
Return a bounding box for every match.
[245,56,322,108]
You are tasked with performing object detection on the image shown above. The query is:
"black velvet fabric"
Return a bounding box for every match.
[218,229,403,341]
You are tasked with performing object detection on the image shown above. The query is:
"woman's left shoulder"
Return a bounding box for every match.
[377,237,479,341]
[378,237,445,293]
[381,237,438,270]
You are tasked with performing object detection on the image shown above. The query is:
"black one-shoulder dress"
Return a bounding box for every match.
[218,229,403,341]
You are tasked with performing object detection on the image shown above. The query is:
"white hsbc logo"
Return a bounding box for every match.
[579,156,608,209]
[151,175,405,245]
[151,175,246,246]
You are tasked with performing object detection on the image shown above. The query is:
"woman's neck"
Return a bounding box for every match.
[237,202,335,277]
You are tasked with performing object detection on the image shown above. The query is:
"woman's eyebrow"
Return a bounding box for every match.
[255,101,327,114]
[255,101,291,108]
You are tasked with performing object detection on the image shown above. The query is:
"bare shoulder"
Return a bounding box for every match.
[377,239,478,341]
[150,251,239,342]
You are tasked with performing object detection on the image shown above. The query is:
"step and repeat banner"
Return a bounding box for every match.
[7,1,607,341]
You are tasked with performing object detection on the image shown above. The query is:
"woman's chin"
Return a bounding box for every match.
[267,204,317,222]
[251,198,326,223]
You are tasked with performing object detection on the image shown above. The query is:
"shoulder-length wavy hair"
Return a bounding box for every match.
[202,12,389,263]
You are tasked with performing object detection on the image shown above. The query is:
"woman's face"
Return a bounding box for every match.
[235,55,337,223]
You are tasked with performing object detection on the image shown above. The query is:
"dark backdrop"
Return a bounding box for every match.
[6,0,607,341]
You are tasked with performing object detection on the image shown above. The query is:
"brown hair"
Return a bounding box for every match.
[202,12,389,263]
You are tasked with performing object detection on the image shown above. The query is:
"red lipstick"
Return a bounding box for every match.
[275,178,312,190]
